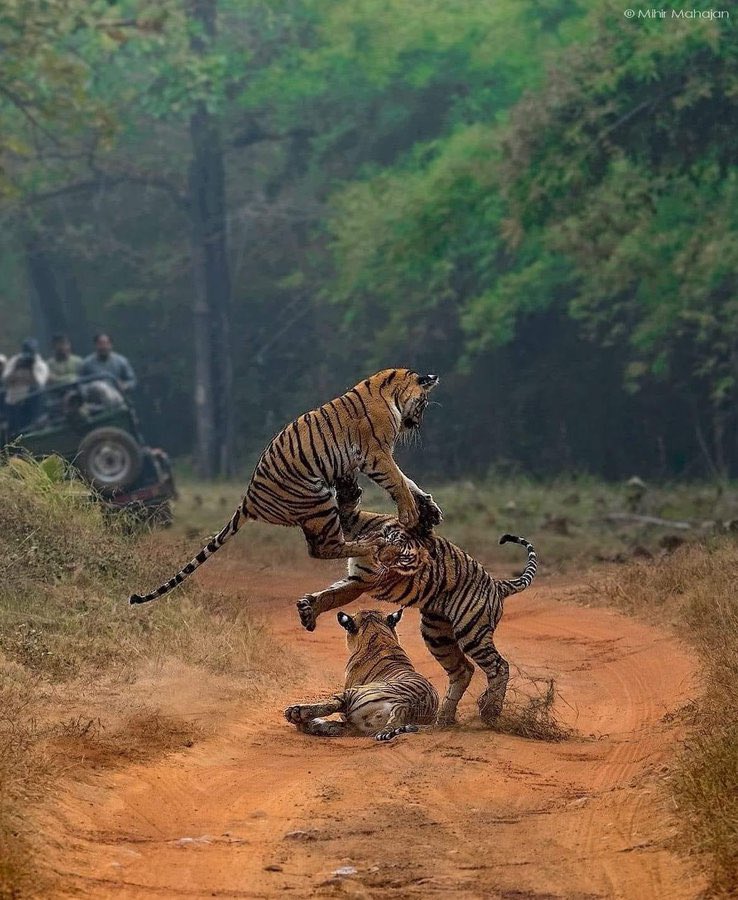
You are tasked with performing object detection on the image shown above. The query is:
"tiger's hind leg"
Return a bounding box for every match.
[458,629,509,725]
[285,699,348,737]
[301,506,383,561]
[421,612,474,726]
[285,698,344,725]
[300,718,348,737]
[477,651,510,726]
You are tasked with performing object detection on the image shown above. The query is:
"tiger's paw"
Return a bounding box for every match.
[413,494,443,537]
[435,713,457,727]
[375,724,418,742]
[478,689,504,726]
[285,704,316,725]
[306,718,346,737]
[296,596,317,632]
[335,473,362,509]
[398,503,419,528]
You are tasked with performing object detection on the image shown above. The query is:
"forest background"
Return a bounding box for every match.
[1,0,736,480]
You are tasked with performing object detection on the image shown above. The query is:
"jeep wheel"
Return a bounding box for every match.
[77,427,143,492]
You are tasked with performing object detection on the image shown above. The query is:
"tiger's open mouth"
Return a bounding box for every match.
[402,395,428,430]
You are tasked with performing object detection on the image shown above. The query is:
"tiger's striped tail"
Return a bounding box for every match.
[497,533,538,598]
[129,503,249,605]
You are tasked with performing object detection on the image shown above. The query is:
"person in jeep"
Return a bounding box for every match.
[47,334,82,385]
[80,334,137,394]
[2,338,49,433]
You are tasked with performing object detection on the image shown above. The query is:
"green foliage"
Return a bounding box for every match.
[247,0,550,109]
[324,0,738,475]
[0,0,118,198]
[499,3,738,407]
[1,0,737,481]
[323,0,590,359]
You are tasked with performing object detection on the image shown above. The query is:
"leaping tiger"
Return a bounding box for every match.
[129,369,441,606]
[285,608,439,741]
[295,474,537,726]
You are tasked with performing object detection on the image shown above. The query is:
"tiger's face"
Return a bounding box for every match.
[376,524,429,575]
[370,368,439,431]
[337,608,404,648]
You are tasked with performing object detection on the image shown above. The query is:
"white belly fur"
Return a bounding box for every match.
[346,700,395,734]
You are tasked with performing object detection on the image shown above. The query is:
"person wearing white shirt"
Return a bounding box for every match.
[2,338,49,433]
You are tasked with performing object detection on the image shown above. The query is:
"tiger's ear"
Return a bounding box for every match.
[337,612,358,634]
[386,609,403,629]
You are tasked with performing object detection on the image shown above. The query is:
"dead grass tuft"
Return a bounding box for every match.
[495,677,572,743]
[49,708,206,771]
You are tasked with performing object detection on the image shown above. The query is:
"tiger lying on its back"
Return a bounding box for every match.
[130,369,441,606]
[296,474,537,726]
[285,608,438,741]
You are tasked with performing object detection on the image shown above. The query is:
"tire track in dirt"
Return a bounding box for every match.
[48,559,705,899]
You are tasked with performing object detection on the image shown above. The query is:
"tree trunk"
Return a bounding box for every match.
[188,0,234,478]
[712,408,728,483]
[192,289,217,479]
[25,232,67,347]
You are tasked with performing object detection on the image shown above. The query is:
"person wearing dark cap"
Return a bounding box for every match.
[2,338,49,433]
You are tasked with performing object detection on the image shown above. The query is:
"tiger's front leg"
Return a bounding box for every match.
[360,450,420,528]
[398,473,443,536]
[361,451,443,530]
[296,576,369,632]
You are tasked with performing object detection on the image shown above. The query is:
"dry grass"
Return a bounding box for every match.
[49,707,206,771]
[0,674,50,900]
[494,677,572,743]
[587,540,738,895]
[0,458,287,898]
[0,459,283,679]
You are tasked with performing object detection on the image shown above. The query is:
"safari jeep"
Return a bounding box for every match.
[0,375,176,524]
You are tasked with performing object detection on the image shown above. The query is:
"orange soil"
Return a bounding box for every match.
[49,557,705,899]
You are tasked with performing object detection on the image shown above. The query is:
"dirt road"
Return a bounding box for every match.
[50,559,705,899]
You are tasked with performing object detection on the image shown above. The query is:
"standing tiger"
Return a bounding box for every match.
[296,474,537,726]
[285,608,439,741]
[129,369,441,606]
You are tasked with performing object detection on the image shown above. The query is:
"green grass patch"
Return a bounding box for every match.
[170,472,738,573]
